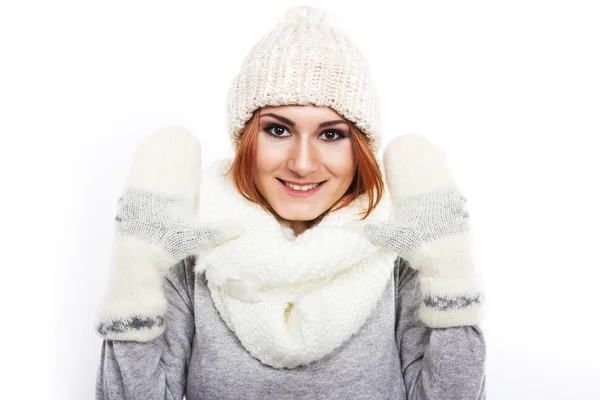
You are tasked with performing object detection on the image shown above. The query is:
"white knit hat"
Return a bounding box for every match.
[226,5,382,154]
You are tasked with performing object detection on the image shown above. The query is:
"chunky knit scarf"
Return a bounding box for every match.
[193,159,397,369]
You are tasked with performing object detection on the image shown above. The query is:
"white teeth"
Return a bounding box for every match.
[283,181,321,191]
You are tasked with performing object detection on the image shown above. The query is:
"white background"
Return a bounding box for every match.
[1,0,599,398]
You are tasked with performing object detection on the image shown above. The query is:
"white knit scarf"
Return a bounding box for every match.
[193,158,397,369]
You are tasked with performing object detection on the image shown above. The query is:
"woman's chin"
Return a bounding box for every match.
[273,207,325,224]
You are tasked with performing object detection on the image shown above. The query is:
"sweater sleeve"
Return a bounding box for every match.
[95,256,196,400]
[394,257,487,400]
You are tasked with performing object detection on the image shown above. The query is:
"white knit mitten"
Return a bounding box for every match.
[95,127,244,341]
[355,134,484,328]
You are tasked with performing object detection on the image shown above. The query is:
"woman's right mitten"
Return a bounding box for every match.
[95,126,244,342]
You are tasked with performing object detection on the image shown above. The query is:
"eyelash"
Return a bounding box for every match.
[263,124,348,142]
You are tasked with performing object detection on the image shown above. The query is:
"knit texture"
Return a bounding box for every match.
[95,127,244,341]
[193,158,397,369]
[357,134,485,328]
[226,5,382,154]
[96,256,488,399]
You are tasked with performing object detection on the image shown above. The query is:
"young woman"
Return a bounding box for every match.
[95,5,486,399]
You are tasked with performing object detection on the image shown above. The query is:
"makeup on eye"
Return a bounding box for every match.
[263,123,348,141]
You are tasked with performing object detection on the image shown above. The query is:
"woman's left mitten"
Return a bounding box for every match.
[94,127,244,342]
[362,134,485,328]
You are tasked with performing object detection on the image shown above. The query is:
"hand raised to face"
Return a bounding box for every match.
[116,126,245,270]
[346,134,471,275]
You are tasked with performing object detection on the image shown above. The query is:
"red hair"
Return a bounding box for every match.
[225,108,384,227]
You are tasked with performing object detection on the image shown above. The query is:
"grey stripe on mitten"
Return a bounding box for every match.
[359,134,485,328]
[95,127,244,341]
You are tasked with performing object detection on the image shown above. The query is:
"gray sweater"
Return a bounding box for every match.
[96,256,486,399]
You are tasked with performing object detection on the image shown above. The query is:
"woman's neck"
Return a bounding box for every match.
[287,220,310,236]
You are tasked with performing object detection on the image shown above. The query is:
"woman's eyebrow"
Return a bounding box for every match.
[260,113,347,128]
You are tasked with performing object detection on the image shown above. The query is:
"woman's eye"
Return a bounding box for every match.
[264,124,290,138]
[320,130,346,141]
[264,125,346,141]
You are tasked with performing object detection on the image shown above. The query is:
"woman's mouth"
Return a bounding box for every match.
[277,178,326,197]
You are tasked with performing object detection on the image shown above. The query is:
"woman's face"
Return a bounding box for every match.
[252,104,356,233]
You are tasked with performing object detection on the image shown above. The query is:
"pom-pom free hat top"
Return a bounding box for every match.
[226,5,382,154]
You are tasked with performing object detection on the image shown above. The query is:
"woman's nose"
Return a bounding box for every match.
[287,137,318,176]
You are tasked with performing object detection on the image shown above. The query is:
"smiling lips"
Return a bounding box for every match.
[277,178,326,196]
